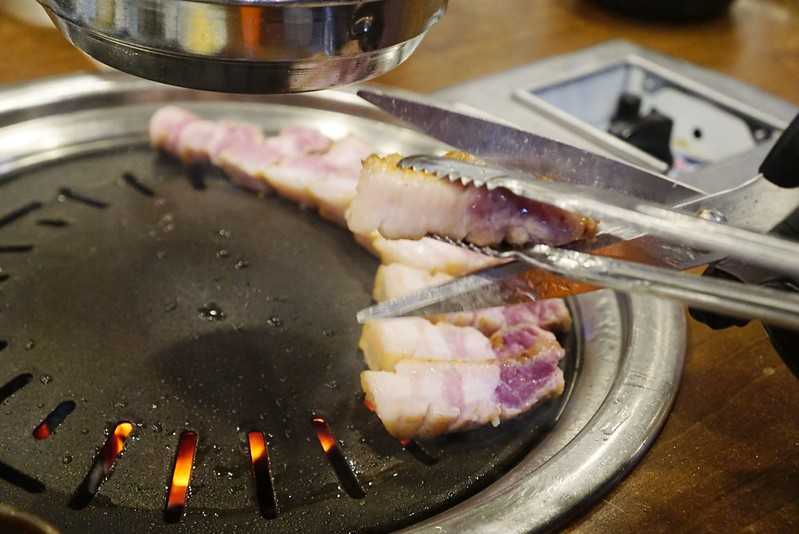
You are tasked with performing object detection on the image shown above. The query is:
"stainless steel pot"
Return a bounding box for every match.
[37,0,448,93]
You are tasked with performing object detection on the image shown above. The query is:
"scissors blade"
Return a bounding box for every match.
[356,175,799,322]
[356,262,594,323]
[357,88,704,205]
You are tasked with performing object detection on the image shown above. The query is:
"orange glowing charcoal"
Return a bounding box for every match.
[69,421,135,510]
[312,417,337,454]
[311,416,366,498]
[33,423,50,440]
[247,431,278,518]
[248,431,266,463]
[165,431,198,522]
[399,439,411,447]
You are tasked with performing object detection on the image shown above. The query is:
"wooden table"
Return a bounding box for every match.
[1,1,797,532]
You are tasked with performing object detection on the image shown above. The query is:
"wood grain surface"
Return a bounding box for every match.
[0,1,797,532]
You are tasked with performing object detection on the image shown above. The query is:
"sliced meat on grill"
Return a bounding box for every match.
[361,325,565,439]
[359,318,495,371]
[361,318,562,370]
[263,136,370,211]
[347,154,597,247]
[356,231,505,276]
[149,105,200,154]
[373,263,453,302]
[431,299,572,335]
[148,107,373,222]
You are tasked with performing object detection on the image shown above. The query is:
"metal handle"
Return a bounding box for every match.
[515,245,799,331]
[489,170,799,280]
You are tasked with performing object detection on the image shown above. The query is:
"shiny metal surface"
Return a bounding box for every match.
[37,0,447,93]
[400,155,799,279]
[357,88,704,205]
[356,238,799,329]
[0,73,685,533]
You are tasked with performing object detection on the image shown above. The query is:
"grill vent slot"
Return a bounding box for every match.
[58,187,108,209]
[165,430,198,523]
[122,172,155,197]
[0,373,33,403]
[0,201,42,228]
[0,245,34,253]
[0,461,45,493]
[312,416,366,499]
[33,400,76,440]
[247,431,279,519]
[36,218,70,228]
[69,421,135,510]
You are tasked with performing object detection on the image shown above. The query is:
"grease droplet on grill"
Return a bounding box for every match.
[218,229,231,239]
[39,374,52,385]
[62,454,73,465]
[25,339,35,350]
[234,259,249,270]
[323,329,335,337]
[266,316,283,328]
[156,250,167,260]
[216,249,230,259]
[198,303,226,321]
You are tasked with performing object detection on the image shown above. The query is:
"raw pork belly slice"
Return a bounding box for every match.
[347,154,597,246]
[361,327,565,439]
[373,263,453,302]
[432,299,572,335]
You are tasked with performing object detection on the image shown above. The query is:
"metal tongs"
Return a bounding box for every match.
[355,89,799,336]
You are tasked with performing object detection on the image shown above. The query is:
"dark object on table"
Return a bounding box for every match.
[608,92,674,167]
[592,0,736,21]
[691,112,799,378]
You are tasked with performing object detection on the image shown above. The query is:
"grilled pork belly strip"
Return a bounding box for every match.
[373,263,453,302]
[149,106,370,223]
[361,326,565,440]
[347,154,597,247]
[431,299,572,335]
[361,318,562,371]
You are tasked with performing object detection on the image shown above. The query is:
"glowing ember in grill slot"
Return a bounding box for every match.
[33,400,76,440]
[0,460,45,493]
[58,187,109,209]
[0,245,34,253]
[0,373,33,403]
[122,172,156,197]
[0,201,43,228]
[311,416,366,499]
[69,421,135,510]
[165,430,198,523]
[247,431,278,519]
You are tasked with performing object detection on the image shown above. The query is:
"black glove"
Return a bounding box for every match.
[690,113,799,377]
